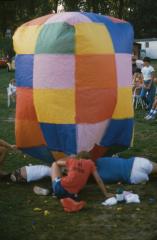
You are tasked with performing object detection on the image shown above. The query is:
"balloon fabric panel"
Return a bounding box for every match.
[35,23,75,54]
[15,54,33,87]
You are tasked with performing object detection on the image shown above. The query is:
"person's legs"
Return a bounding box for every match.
[140,87,149,108]
[130,157,153,184]
[147,85,156,110]
[51,162,77,199]
[152,98,157,109]
[10,165,51,183]
[140,87,147,102]
[51,162,62,181]
[25,165,51,182]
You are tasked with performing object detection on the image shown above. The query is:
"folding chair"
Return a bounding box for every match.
[133,88,144,109]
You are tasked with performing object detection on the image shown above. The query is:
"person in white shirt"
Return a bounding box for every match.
[140,57,156,110]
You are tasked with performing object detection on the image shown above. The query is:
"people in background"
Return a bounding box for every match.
[132,55,138,75]
[144,97,157,120]
[132,68,143,95]
[140,57,156,110]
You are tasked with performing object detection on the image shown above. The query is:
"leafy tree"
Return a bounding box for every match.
[0,0,157,38]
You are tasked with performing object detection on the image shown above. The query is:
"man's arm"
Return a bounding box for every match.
[0,139,15,149]
[92,170,114,198]
[56,157,69,167]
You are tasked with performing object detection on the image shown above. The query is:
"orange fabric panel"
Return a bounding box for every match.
[16,88,37,121]
[76,88,117,123]
[24,14,52,26]
[76,55,117,88]
[16,120,46,148]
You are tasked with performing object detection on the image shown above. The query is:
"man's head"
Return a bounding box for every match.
[143,57,151,66]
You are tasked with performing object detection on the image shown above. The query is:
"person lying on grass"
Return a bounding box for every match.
[8,155,157,188]
[51,151,114,200]
[0,139,16,175]
[8,151,113,199]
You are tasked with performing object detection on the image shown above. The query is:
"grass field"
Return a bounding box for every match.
[0,65,157,240]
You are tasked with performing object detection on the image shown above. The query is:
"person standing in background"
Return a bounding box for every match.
[140,57,156,110]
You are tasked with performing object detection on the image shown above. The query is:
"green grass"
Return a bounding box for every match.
[0,67,157,240]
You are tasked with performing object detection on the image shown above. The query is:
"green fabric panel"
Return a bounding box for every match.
[35,22,75,54]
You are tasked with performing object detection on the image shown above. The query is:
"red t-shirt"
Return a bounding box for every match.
[61,158,96,194]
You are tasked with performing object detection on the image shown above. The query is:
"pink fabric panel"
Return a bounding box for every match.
[44,12,92,25]
[33,54,75,89]
[77,120,110,153]
[115,54,132,87]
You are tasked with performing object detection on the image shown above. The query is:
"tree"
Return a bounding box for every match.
[0,0,157,38]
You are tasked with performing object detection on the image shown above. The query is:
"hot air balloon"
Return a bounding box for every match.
[13,12,134,162]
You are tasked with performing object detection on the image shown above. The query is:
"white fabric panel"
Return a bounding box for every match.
[77,120,110,152]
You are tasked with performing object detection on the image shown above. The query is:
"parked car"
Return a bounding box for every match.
[0,57,8,68]
[7,56,15,71]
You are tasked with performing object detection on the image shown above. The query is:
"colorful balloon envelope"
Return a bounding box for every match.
[13,12,134,162]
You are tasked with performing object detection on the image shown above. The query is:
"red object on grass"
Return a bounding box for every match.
[60,198,86,213]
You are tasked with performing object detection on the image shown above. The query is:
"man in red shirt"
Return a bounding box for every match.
[51,151,113,200]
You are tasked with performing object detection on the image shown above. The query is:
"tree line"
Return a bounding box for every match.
[0,0,157,38]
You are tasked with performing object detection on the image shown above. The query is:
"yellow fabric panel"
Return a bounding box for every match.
[112,87,134,119]
[33,89,75,124]
[13,25,43,54]
[75,23,114,54]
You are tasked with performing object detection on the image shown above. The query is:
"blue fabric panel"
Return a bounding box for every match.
[100,119,134,147]
[21,146,54,163]
[40,123,77,154]
[81,12,134,53]
[15,54,33,87]
[96,157,134,183]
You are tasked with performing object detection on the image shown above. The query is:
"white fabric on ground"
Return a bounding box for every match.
[124,191,140,203]
[102,197,117,206]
